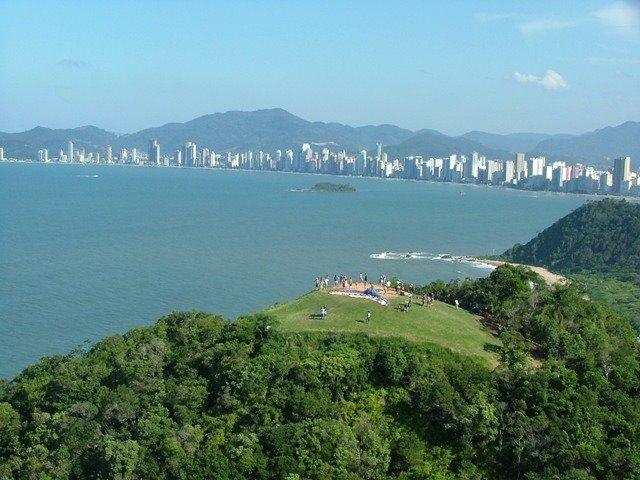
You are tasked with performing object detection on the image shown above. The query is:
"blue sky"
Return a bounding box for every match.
[1,0,639,135]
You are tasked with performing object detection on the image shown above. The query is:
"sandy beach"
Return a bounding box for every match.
[478,259,568,286]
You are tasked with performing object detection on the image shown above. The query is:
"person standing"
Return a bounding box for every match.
[366,311,371,323]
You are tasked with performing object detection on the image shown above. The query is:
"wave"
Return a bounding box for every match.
[369,251,433,260]
[369,251,496,270]
[76,174,99,178]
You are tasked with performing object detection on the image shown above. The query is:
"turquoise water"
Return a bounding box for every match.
[0,163,586,378]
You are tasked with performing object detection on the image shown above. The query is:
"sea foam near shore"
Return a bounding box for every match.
[370,251,496,271]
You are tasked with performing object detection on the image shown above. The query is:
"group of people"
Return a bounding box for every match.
[378,275,392,293]
[312,271,448,322]
[398,291,437,312]
[395,281,416,295]
[313,273,442,308]
[315,272,382,291]
[314,276,331,289]
[422,292,436,306]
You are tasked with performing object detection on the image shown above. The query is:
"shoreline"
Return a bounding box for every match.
[3,160,639,202]
[475,258,567,286]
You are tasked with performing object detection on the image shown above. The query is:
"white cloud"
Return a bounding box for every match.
[595,1,640,28]
[513,70,569,90]
[594,1,640,41]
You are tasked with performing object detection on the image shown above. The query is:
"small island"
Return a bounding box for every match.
[310,182,355,192]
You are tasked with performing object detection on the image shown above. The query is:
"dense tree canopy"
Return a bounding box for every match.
[502,199,640,284]
[500,198,640,332]
[1,266,640,479]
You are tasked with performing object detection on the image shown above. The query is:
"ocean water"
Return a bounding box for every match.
[0,163,586,379]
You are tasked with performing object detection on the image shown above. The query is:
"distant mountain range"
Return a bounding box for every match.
[1,109,638,170]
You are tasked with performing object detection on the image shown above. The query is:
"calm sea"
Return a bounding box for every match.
[0,162,586,379]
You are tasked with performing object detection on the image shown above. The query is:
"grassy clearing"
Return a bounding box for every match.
[261,288,501,366]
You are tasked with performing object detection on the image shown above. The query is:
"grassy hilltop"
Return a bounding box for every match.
[264,288,500,365]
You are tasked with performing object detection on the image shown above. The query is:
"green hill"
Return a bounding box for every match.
[502,198,640,284]
[501,198,640,331]
[263,289,500,365]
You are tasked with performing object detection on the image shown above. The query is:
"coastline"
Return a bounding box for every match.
[3,160,639,202]
[477,258,567,286]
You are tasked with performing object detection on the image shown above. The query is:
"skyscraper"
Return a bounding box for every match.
[613,156,631,194]
[148,139,160,165]
[183,142,196,167]
[528,156,546,177]
[105,145,113,164]
[356,150,367,175]
[68,141,74,163]
[515,153,526,181]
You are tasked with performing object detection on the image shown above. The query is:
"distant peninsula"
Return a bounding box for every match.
[310,182,355,192]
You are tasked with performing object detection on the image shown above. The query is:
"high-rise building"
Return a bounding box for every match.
[68,141,74,163]
[464,152,480,179]
[183,142,196,167]
[201,148,210,167]
[528,156,546,177]
[285,149,293,170]
[599,171,613,192]
[105,145,113,164]
[613,156,631,194]
[148,139,160,165]
[515,153,526,181]
[356,150,367,175]
[0,147,4,161]
[504,160,515,183]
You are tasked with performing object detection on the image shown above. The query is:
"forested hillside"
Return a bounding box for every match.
[501,199,640,331]
[502,199,640,284]
[1,265,639,479]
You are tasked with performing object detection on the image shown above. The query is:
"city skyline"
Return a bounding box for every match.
[5,134,636,198]
[1,1,639,136]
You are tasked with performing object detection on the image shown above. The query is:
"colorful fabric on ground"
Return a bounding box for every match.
[329,290,389,306]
